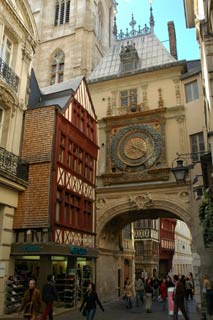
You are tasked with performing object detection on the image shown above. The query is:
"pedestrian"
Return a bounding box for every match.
[135,275,144,307]
[19,279,42,320]
[144,278,153,313]
[173,275,190,320]
[80,282,104,320]
[153,277,159,301]
[166,275,175,288]
[185,277,193,301]
[124,279,134,309]
[159,278,167,311]
[41,275,58,320]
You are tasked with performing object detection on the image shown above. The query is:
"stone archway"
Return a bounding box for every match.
[96,185,193,247]
[95,183,204,304]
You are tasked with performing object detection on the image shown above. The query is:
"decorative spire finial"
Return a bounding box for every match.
[149,2,155,32]
[113,16,117,37]
[129,13,136,32]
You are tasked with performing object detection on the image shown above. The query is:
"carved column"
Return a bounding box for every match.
[176,116,188,154]
[111,90,117,115]
[141,84,149,111]
[158,88,164,108]
[173,79,182,106]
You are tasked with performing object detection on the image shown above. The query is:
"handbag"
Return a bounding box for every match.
[82,306,88,317]
[24,302,33,317]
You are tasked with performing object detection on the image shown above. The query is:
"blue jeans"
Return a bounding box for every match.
[136,290,144,306]
[87,309,96,320]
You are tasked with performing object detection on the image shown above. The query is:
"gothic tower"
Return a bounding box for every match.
[28,0,116,87]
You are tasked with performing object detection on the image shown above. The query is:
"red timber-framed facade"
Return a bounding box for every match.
[53,82,98,247]
[159,218,176,277]
[11,76,99,302]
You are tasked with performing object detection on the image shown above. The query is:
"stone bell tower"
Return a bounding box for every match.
[28,0,117,87]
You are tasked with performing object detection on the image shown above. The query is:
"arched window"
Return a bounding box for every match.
[50,50,65,85]
[54,0,70,26]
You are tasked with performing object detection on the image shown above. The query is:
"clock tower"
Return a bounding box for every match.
[28,0,116,87]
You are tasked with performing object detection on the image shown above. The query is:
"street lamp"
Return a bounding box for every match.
[171,159,189,184]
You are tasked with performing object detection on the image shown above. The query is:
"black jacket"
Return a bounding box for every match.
[42,281,58,303]
[80,291,104,311]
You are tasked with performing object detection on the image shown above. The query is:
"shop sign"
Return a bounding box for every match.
[70,246,88,255]
[134,229,150,239]
[151,229,159,240]
[17,245,41,252]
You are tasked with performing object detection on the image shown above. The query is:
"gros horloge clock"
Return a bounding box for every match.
[111,124,161,171]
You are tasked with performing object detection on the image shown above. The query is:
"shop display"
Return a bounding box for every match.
[5,277,25,314]
[55,273,77,308]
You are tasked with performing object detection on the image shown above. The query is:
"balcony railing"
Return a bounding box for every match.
[0,147,28,183]
[0,57,19,92]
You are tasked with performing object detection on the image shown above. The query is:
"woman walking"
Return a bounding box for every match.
[80,283,104,320]
[145,278,153,313]
[160,278,167,311]
[124,279,134,309]
[19,279,42,320]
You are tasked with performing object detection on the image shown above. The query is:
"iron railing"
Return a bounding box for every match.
[0,57,19,92]
[0,147,28,182]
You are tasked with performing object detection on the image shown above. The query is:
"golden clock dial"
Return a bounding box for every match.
[124,137,147,160]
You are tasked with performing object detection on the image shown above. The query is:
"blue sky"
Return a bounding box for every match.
[116,0,200,61]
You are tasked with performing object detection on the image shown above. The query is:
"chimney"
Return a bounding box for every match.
[168,21,178,60]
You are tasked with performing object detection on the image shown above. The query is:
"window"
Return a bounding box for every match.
[0,108,4,142]
[1,34,13,66]
[54,0,70,26]
[120,89,137,107]
[190,132,205,162]
[122,224,132,239]
[50,50,64,85]
[185,80,199,103]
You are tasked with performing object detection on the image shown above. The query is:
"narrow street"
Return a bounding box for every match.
[57,299,200,320]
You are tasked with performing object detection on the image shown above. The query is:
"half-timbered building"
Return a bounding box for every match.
[11,74,98,300]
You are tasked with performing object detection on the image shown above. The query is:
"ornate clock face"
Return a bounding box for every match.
[124,137,147,160]
[111,125,161,171]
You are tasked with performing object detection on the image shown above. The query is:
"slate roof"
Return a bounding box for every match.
[28,73,83,109]
[88,33,178,82]
[180,60,201,79]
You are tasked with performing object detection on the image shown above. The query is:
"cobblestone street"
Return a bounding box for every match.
[57,299,201,320]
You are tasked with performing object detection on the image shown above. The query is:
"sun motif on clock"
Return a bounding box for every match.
[111,124,161,171]
[124,137,147,160]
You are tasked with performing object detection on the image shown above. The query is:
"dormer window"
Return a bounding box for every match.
[54,0,70,26]
[120,42,139,73]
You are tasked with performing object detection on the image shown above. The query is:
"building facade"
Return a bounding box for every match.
[134,219,159,277]
[0,0,37,315]
[28,0,117,88]
[10,76,98,310]
[159,218,176,277]
[172,220,193,276]
[87,9,209,304]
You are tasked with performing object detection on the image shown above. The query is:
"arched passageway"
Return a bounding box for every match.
[95,185,209,306]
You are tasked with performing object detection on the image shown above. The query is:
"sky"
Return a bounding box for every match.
[116,0,200,61]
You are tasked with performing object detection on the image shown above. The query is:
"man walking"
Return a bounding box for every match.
[41,275,58,320]
[135,275,144,307]
[173,275,190,320]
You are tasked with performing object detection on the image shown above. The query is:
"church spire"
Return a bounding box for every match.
[149,1,155,32]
